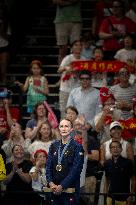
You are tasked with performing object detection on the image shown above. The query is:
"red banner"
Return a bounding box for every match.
[71,60,133,73]
[119,118,136,140]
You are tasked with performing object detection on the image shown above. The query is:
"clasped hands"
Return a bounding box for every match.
[49,182,63,195]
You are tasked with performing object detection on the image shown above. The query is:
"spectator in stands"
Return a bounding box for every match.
[114,34,136,85]
[0,88,20,146]
[65,105,78,124]
[98,121,134,205]
[25,102,59,139]
[100,121,134,165]
[94,87,121,144]
[104,141,135,205]
[91,47,107,88]
[92,0,113,45]
[1,122,29,164]
[46,118,84,205]
[25,102,48,140]
[110,67,136,119]
[27,121,55,159]
[52,0,82,64]
[29,149,48,205]
[16,60,49,114]
[99,0,136,60]
[81,32,96,60]
[0,1,11,84]
[2,144,37,205]
[67,70,102,130]
[73,117,88,190]
[114,34,136,65]
[58,40,84,119]
[81,133,100,205]
[126,0,136,23]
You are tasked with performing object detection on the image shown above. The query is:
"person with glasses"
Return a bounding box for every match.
[67,70,102,131]
[104,140,135,205]
[110,67,136,119]
[98,121,134,205]
[99,0,136,60]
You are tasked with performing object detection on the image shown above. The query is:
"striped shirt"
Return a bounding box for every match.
[110,84,136,119]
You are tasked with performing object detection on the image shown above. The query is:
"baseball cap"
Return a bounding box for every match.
[110,121,122,131]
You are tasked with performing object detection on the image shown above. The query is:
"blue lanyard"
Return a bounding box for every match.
[58,138,72,165]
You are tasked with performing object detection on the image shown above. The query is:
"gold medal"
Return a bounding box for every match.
[56,164,62,172]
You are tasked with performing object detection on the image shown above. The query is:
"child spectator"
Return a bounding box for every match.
[91,47,107,88]
[114,34,136,65]
[29,149,48,205]
[16,60,49,114]
[81,32,96,60]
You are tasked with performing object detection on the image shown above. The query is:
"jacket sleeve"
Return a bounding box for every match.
[46,144,54,184]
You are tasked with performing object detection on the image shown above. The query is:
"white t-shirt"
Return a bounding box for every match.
[114,48,136,63]
[59,54,85,93]
[29,166,47,196]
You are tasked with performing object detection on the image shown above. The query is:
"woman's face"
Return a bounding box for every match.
[66,108,78,123]
[39,123,51,140]
[13,145,24,159]
[110,126,122,140]
[36,104,46,117]
[59,119,72,137]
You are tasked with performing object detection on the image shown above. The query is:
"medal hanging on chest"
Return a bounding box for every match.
[56,138,72,172]
[56,164,63,172]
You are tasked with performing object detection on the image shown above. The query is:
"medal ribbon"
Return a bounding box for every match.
[57,138,72,165]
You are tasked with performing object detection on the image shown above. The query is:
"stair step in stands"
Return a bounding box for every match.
[7,0,97,128]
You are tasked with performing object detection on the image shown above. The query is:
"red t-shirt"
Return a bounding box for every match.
[0,107,20,137]
[94,1,113,34]
[99,16,136,51]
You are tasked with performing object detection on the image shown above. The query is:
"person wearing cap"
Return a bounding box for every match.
[29,149,48,205]
[104,141,135,205]
[94,87,121,144]
[46,118,84,205]
[110,67,136,120]
[100,121,134,165]
[98,121,134,205]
